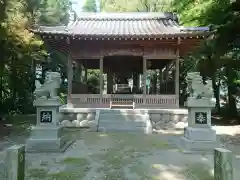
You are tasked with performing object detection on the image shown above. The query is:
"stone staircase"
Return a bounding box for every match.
[97,109,152,133]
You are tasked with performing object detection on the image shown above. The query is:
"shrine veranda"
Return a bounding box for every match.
[33,12,209,110]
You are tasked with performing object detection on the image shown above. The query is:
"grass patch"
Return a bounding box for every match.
[129,162,148,177]
[92,146,143,179]
[1,114,35,138]
[83,132,173,151]
[84,132,175,179]
[9,114,36,125]
[40,160,49,166]
[60,157,89,166]
[27,168,48,179]
[52,157,91,179]
[48,171,83,180]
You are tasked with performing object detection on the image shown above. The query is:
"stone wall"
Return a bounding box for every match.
[59,107,188,131]
[149,109,188,130]
[60,111,98,131]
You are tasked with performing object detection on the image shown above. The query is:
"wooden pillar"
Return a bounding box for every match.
[175,38,180,107]
[84,67,87,83]
[143,58,147,102]
[100,57,103,99]
[107,71,113,94]
[67,48,73,105]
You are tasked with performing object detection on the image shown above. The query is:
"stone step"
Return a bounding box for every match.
[99,114,148,122]
[98,119,148,124]
[97,126,147,132]
[98,117,148,123]
[98,121,147,127]
[99,109,147,115]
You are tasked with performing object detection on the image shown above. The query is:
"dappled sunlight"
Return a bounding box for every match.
[151,163,189,180]
[154,129,183,135]
[4,132,236,179]
[201,156,211,162]
[160,171,184,180]
[98,133,108,137]
[213,125,240,136]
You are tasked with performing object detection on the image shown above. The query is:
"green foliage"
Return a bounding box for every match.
[169,0,240,116]
[27,0,71,26]
[100,0,171,12]
[82,0,97,12]
[87,69,100,94]
[0,0,70,117]
[37,0,71,25]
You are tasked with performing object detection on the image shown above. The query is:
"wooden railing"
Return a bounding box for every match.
[70,94,178,108]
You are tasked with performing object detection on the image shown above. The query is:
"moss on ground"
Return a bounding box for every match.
[27,168,48,179]
[26,132,205,180]
[83,132,172,151]
[26,157,91,180]
[60,157,89,166]
[83,132,176,179]
[53,157,91,179]
[48,171,83,180]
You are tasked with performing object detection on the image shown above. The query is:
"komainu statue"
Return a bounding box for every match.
[34,72,61,100]
[186,72,214,100]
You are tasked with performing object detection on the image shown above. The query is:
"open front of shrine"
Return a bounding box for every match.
[33,12,209,109]
[26,12,221,152]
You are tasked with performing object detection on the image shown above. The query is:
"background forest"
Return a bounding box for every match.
[0,0,239,123]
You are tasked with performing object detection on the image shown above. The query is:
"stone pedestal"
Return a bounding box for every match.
[26,98,71,152]
[180,98,218,152]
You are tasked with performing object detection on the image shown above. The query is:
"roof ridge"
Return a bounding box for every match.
[77,12,178,21]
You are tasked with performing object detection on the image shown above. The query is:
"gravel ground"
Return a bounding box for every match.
[0,126,240,180]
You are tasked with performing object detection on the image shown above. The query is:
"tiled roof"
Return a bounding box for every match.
[34,12,209,38]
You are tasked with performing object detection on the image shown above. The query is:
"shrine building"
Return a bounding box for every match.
[32,12,210,109]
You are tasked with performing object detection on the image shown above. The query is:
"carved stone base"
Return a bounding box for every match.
[25,126,72,153]
[180,127,218,153]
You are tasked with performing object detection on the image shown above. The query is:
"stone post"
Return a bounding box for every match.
[26,72,71,152]
[5,145,25,180]
[214,148,233,180]
[180,72,218,152]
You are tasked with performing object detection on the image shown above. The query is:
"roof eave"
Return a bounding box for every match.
[32,31,211,39]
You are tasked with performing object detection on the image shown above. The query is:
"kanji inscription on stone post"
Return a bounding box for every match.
[40,111,52,123]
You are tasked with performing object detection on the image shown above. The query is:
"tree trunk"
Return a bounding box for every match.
[0,48,4,117]
[216,81,221,113]
[11,58,17,111]
[212,75,221,113]
[226,66,237,117]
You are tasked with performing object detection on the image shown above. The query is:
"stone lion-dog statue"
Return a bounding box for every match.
[186,72,213,99]
[34,72,62,100]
